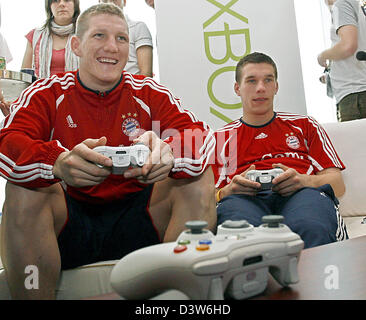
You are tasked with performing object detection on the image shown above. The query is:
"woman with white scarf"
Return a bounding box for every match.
[21,0,80,79]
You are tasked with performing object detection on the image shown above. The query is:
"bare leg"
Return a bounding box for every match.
[0,182,67,299]
[149,167,217,242]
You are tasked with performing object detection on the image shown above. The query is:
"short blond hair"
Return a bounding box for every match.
[76,3,127,39]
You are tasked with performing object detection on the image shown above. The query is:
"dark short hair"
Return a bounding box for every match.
[235,52,278,83]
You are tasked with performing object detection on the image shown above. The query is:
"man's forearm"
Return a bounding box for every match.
[320,42,356,62]
[307,170,345,198]
[320,25,358,62]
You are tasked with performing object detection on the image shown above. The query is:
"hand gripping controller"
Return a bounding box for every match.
[246,168,284,190]
[93,144,150,174]
[110,216,304,300]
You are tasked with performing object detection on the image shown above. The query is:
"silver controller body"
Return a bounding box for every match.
[246,168,284,190]
[110,217,304,300]
[93,144,150,174]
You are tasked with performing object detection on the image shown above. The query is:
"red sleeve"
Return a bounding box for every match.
[305,117,345,173]
[0,78,67,188]
[136,77,216,179]
[25,29,35,44]
[211,130,224,189]
[211,127,239,189]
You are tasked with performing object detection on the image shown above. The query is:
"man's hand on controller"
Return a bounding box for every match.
[0,100,11,117]
[0,89,12,117]
[53,137,113,187]
[221,164,261,198]
[271,163,310,197]
[124,131,174,184]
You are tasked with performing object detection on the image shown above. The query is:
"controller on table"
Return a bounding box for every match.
[246,168,284,190]
[110,215,304,300]
[93,144,150,174]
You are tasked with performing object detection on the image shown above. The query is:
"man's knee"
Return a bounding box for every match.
[287,218,336,248]
[183,167,215,207]
[172,167,216,229]
[3,183,42,225]
[3,182,65,231]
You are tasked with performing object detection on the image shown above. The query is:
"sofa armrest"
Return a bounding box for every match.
[322,119,366,218]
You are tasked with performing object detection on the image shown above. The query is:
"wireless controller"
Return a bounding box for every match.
[110,216,304,300]
[246,168,284,190]
[93,144,150,174]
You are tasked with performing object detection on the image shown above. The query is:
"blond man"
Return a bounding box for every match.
[0,3,216,299]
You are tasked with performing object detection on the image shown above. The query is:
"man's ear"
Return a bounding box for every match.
[71,35,82,57]
[275,81,279,95]
[234,82,240,96]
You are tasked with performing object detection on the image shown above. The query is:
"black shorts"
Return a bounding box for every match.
[57,185,161,270]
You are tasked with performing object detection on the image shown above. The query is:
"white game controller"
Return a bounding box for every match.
[246,168,284,190]
[110,216,304,300]
[93,144,150,174]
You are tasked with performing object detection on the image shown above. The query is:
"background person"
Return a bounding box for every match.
[0,3,216,299]
[145,0,154,9]
[317,0,366,121]
[21,0,80,79]
[213,52,348,249]
[99,0,153,77]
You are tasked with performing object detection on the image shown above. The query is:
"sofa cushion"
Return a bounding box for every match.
[343,217,366,238]
[322,118,366,217]
[0,257,189,299]
[0,260,117,300]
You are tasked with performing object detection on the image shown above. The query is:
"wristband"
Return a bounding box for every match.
[216,188,222,203]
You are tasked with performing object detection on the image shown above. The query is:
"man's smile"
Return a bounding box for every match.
[97,57,119,65]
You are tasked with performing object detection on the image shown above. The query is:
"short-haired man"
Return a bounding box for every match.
[213,52,348,249]
[0,3,216,299]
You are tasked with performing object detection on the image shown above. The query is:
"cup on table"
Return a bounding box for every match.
[20,68,37,82]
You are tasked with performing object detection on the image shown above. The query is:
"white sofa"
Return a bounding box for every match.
[322,118,366,238]
[0,118,365,300]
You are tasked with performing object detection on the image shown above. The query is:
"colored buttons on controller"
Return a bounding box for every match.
[173,245,187,254]
[199,239,212,245]
[178,240,191,245]
[196,244,210,251]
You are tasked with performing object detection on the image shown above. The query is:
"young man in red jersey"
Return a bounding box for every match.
[0,3,216,299]
[213,52,348,249]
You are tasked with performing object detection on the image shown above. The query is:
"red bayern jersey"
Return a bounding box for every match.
[213,112,345,189]
[0,71,215,203]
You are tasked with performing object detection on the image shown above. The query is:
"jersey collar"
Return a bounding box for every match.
[240,112,277,128]
[76,71,124,97]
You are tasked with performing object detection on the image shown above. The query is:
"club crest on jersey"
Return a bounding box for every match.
[122,114,140,137]
[285,133,300,149]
